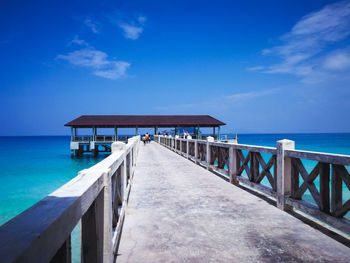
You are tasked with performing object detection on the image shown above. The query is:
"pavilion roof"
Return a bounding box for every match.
[64,115,225,128]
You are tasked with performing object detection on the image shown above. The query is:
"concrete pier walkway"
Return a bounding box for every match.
[117,142,350,262]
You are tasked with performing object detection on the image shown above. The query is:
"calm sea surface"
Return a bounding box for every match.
[0,134,349,260]
[1,134,350,225]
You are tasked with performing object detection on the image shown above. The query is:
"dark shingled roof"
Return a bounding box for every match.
[65,115,225,128]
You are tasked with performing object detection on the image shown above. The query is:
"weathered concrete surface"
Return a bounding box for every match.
[117,142,350,262]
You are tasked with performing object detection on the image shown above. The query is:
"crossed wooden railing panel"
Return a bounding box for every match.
[236,150,277,191]
[209,146,229,169]
[197,142,207,162]
[182,140,187,154]
[189,141,195,156]
[290,159,350,218]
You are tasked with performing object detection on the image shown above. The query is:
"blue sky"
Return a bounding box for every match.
[1,0,350,135]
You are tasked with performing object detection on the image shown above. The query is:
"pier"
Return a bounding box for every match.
[1,134,350,262]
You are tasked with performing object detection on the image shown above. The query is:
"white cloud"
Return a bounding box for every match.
[247,66,265,71]
[84,18,99,34]
[225,88,279,100]
[118,23,143,40]
[57,47,130,80]
[251,1,350,82]
[116,15,146,40]
[323,49,350,70]
[70,35,89,46]
[138,16,147,24]
[94,61,130,79]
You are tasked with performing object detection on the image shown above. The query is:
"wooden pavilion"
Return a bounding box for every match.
[65,115,225,156]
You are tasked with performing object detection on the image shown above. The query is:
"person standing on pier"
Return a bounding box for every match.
[142,135,147,145]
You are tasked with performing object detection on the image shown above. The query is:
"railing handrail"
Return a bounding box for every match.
[0,135,140,263]
[285,149,350,166]
[154,135,350,164]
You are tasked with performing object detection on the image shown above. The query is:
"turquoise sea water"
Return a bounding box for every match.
[0,134,349,260]
[1,134,350,225]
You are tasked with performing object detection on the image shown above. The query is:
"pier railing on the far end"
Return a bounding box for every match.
[154,135,350,235]
[0,136,140,263]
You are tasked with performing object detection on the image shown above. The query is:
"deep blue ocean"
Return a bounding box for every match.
[0,134,349,261]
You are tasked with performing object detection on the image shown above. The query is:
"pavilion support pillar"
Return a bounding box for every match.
[136,126,139,135]
[70,127,74,141]
[218,126,221,140]
[92,144,99,157]
[75,144,84,157]
[213,127,215,137]
[114,127,118,141]
[154,126,158,135]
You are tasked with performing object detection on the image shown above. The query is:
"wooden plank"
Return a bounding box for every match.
[293,159,321,208]
[112,168,122,228]
[230,143,277,154]
[50,236,71,263]
[210,146,217,165]
[285,149,350,166]
[236,176,277,198]
[291,158,299,199]
[256,153,275,187]
[273,156,277,191]
[285,198,350,235]
[334,164,350,190]
[334,199,350,218]
[237,150,251,178]
[208,141,231,148]
[81,188,104,263]
[331,164,343,217]
[294,161,320,199]
[319,163,330,214]
[250,152,259,182]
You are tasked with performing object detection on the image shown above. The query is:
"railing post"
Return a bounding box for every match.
[194,140,198,164]
[179,139,182,154]
[229,146,239,185]
[186,139,190,159]
[186,137,191,159]
[206,137,214,170]
[276,139,295,211]
[175,137,177,152]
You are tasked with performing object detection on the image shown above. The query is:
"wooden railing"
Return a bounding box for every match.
[0,136,140,263]
[73,136,117,142]
[154,135,350,235]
